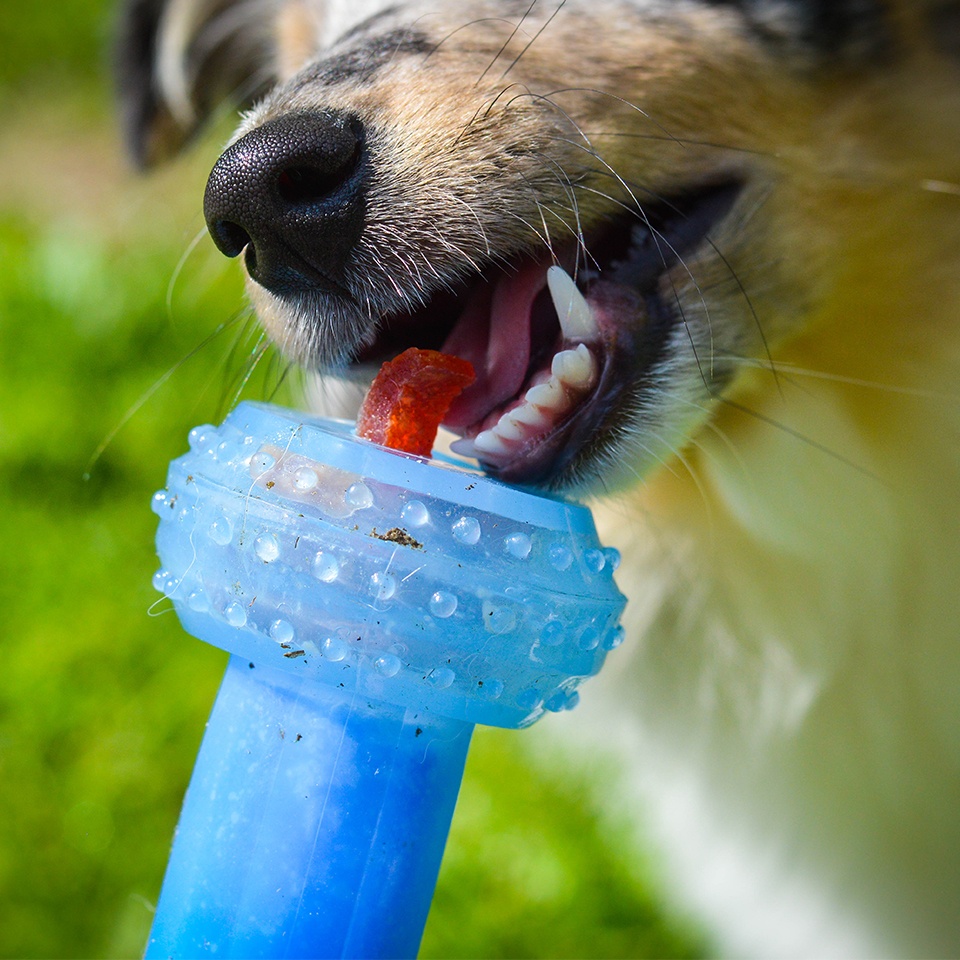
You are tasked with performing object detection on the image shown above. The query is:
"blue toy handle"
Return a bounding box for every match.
[145,655,472,959]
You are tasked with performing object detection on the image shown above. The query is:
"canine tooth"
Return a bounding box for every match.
[473,430,513,456]
[547,265,599,342]
[525,377,567,410]
[551,344,597,388]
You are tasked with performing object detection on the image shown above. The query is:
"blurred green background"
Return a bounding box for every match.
[0,5,705,956]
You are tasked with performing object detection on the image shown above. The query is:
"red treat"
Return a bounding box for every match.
[357,348,476,456]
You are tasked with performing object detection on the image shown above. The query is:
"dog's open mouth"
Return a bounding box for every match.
[351,182,740,487]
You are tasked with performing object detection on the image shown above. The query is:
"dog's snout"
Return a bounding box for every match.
[203,111,367,292]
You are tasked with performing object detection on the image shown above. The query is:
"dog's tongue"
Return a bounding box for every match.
[441,259,547,429]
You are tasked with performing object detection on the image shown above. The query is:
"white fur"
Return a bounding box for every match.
[319,0,402,46]
[560,342,960,956]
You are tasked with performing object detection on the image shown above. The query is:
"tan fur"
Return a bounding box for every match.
[127,0,960,953]
[275,0,325,78]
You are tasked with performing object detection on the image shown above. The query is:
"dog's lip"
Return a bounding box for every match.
[462,279,647,487]
[350,182,741,487]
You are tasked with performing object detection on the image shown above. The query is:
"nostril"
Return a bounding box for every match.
[275,122,364,207]
[209,220,252,259]
[277,154,361,206]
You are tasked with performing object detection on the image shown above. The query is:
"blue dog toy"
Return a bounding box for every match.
[146,401,626,958]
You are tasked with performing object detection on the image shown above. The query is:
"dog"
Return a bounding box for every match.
[117,0,960,955]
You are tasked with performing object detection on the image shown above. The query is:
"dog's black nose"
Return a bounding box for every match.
[203,111,367,293]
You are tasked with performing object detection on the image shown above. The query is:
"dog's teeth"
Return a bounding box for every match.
[492,415,527,441]
[525,377,567,410]
[449,437,478,458]
[547,265,599,342]
[449,347,597,467]
[551,343,597,388]
[509,403,552,427]
[472,430,512,456]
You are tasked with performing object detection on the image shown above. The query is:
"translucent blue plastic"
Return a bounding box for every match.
[147,402,626,958]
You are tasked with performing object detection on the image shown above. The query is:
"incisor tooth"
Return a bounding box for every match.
[473,430,512,456]
[547,265,599,342]
[448,438,477,458]
[509,402,551,427]
[551,343,596,387]
[525,377,567,410]
[493,415,527,441]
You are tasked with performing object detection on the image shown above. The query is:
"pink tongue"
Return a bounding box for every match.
[442,259,548,429]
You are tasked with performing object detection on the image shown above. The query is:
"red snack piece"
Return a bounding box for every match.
[357,348,476,456]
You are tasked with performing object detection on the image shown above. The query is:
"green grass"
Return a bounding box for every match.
[0,0,118,90]
[0,5,706,957]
